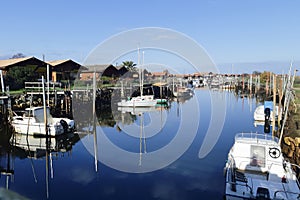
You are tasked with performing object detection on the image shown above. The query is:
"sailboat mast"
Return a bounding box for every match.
[138,47,142,97]
[142,51,145,96]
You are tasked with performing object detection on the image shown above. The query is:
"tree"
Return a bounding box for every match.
[252,71,261,75]
[260,71,273,84]
[5,65,37,90]
[122,61,137,72]
[10,53,26,59]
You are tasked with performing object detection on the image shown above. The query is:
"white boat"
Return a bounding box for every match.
[118,105,157,114]
[173,87,194,97]
[118,49,157,107]
[253,105,281,122]
[224,133,300,200]
[210,76,221,89]
[117,95,157,107]
[12,107,75,136]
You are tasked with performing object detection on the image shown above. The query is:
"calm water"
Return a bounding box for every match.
[0,89,265,200]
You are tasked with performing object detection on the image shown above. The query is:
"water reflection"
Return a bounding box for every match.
[10,133,80,159]
[0,89,273,199]
[0,132,80,199]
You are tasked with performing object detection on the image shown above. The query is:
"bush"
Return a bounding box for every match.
[5,66,39,90]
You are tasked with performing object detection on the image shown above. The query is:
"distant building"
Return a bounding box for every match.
[47,59,83,82]
[0,56,48,76]
[79,64,129,81]
[151,71,168,79]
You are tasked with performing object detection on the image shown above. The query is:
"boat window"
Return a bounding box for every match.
[250,145,265,168]
[23,111,33,117]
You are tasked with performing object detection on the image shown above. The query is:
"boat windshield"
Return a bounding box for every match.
[32,108,54,123]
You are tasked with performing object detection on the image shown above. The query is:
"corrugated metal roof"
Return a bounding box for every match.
[0,56,35,69]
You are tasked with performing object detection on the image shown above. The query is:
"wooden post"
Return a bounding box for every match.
[47,64,50,106]
[92,71,98,172]
[54,90,57,107]
[42,76,48,136]
[249,74,252,95]
[258,75,260,91]
[266,77,269,95]
[278,77,283,129]
[93,71,96,116]
[121,80,124,98]
[0,70,5,93]
[272,74,276,136]
[269,72,272,95]
[242,74,245,91]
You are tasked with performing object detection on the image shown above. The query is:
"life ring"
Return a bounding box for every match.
[269,147,281,158]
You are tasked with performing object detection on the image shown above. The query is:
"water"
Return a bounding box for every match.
[0,89,265,199]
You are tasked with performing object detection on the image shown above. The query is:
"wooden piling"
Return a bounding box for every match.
[278,78,283,129]
[272,74,276,136]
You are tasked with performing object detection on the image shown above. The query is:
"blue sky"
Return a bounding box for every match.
[1,0,300,73]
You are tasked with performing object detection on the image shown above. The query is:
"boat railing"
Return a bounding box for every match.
[289,163,300,188]
[226,181,253,195]
[273,190,300,199]
[235,132,279,144]
[226,155,253,194]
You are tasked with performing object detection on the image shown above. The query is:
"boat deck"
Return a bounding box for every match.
[226,133,300,200]
[226,168,300,199]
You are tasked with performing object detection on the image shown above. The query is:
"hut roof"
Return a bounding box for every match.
[0,56,46,70]
[86,64,112,72]
[47,59,70,66]
[47,59,85,71]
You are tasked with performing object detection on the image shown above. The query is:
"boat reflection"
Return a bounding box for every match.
[10,132,80,159]
[118,106,157,114]
[0,132,80,199]
[117,105,170,167]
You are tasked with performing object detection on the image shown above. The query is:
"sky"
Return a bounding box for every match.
[1,0,300,74]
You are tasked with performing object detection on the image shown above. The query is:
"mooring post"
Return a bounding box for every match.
[272,74,276,136]
[277,77,283,130]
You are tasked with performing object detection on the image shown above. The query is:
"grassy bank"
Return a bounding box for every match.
[284,76,300,138]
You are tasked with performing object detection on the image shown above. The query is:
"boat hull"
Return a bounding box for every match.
[224,194,251,200]
[117,101,157,107]
[12,121,64,136]
[117,95,157,107]
[11,107,74,136]
[156,99,168,104]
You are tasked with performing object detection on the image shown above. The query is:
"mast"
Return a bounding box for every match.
[138,47,143,97]
[142,51,145,96]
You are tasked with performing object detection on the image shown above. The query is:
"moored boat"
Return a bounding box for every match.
[173,87,194,97]
[117,95,157,107]
[253,104,281,122]
[156,98,168,104]
[224,133,300,200]
[12,107,75,136]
